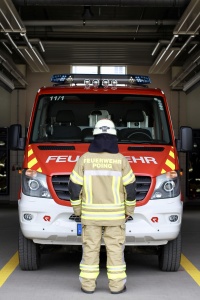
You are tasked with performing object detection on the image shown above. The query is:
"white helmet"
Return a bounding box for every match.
[93,119,117,135]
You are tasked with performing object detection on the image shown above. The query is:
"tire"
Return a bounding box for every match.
[158,231,182,272]
[18,227,41,270]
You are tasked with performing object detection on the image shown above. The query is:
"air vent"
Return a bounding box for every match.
[128,146,164,152]
[69,214,81,223]
[52,175,70,201]
[135,176,151,201]
[38,146,75,150]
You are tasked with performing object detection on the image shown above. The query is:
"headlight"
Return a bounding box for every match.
[151,171,180,200]
[22,169,52,198]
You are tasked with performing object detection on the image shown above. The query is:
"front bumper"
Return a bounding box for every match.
[18,194,183,246]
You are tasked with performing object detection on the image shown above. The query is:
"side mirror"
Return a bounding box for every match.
[9,124,25,150]
[176,126,193,152]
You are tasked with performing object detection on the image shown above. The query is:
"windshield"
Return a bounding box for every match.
[30,93,172,145]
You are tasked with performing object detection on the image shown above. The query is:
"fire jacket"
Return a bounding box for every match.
[68,152,136,226]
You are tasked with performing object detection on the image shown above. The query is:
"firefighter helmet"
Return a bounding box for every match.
[93,119,117,135]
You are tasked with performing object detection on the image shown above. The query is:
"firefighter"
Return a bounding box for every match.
[68,119,136,294]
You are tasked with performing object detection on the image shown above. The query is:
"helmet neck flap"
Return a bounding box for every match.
[88,134,119,154]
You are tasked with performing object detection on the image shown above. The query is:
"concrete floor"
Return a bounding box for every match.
[0,203,200,300]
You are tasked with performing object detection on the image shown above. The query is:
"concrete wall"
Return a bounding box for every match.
[0,65,199,204]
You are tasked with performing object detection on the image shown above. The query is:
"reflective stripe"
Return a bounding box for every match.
[28,148,33,156]
[80,264,99,271]
[81,216,125,220]
[84,169,123,205]
[107,265,126,271]
[84,174,92,204]
[70,170,83,185]
[70,199,81,206]
[81,214,125,221]
[82,210,125,215]
[80,271,99,279]
[107,272,127,280]
[28,157,37,169]
[125,199,136,206]
[81,211,125,220]
[82,208,125,215]
[122,170,135,186]
[112,176,121,204]
[85,170,122,176]
[82,203,124,209]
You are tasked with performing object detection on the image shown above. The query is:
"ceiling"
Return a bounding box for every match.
[0,0,200,92]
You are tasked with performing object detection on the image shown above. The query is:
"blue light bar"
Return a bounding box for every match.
[51,74,151,86]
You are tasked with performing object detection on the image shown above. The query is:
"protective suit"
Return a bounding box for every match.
[69,119,136,294]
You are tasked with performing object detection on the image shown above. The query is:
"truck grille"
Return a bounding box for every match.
[52,175,70,200]
[135,176,151,201]
[52,175,151,202]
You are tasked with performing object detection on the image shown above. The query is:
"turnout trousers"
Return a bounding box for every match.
[79,224,126,293]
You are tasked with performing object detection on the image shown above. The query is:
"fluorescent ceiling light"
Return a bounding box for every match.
[18,46,49,72]
[0,71,14,90]
[188,44,198,54]
[149,35,179,74]
[39,41,45,53]
[149,47,180,74]
[183,72,200,92]
[0,1,48,72]
[173,0,200,35]
[151,42,160,56]
[0,51,27,87]
[0,0,25,32]
[170,50,200,89]
[0,8,14,31]
[175,35,195,58]
[1,41,12,54]
[4,31,49,72]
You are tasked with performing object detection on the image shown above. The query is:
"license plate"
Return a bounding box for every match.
[77,223,82,236]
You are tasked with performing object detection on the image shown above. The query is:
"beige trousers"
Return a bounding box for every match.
[80,225,126,292]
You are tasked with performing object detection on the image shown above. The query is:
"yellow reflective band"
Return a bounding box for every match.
[82,210,125,215]
[80,264,99,271]
[28,157,37,169]
[123,170,132,180]
[84,174,92,204]
[112,176,121,204]
[89,175,92,204]
[85,170,121,176]
[107,272,126,280]
[125,199,136,206]
[112,176,116,204]
[107,265,126,271]
[28,148,33,156]
[123,170,135,186]
[80,271,99,279]
[165,159,175,170]
[80,263,99,267]
[82,203,124,209]
[169,150,175,159]
[70,199,81,206]
[70,170,83,185]
[81,215,125,221]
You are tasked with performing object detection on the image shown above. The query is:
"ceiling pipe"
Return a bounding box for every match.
[23,19,177,27]
[12,0,190,7]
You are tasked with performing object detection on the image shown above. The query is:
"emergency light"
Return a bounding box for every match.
[51,74,151,87]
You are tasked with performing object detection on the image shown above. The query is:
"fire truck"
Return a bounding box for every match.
[9,74,192,271]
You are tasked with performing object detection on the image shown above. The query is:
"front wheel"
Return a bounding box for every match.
[18,227,41,270]
[158,231,182,272]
